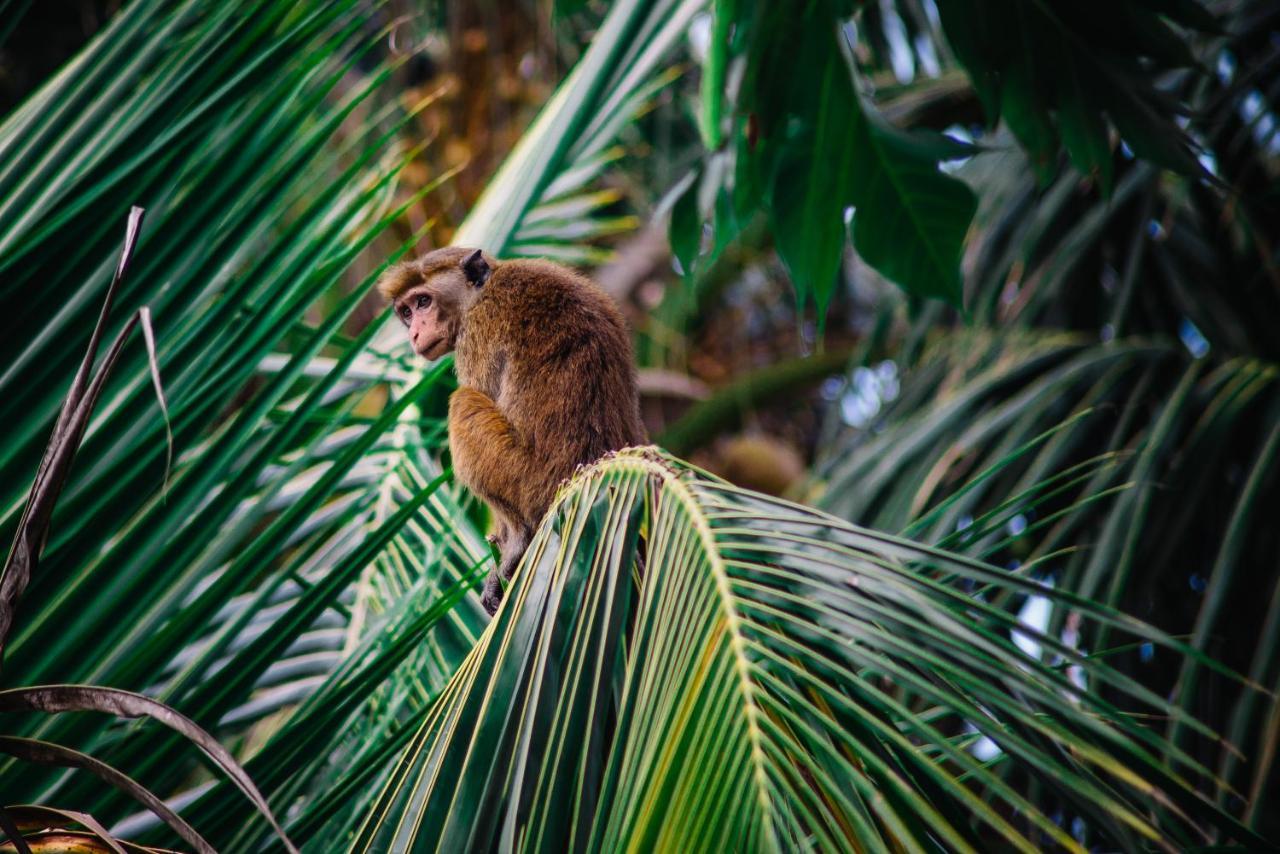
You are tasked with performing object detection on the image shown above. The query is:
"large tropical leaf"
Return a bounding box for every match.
[0,0,487,839]
[678,1,976,313]
[355,448,1261,851]
[89,0,710,846]
[813,329,1280,830]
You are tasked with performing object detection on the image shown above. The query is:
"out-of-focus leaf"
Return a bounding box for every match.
[1103,77,1205,176]
[932,0,1005,121]
[669,168,702,278]
[697,0,733,149]
[849,109,978,308]
[1054,45,1114,194]
[933,0,1209,182]
[0,686,295,853]
[813,330,1280,824]
[718,4,977,311]
[801,15,966,308]
[554,0,589,18]
[0,737,211,854]
[769,110,852,317]
[0,207,161,659]
[1140,0,1221,31]
[1000,9,1057,184]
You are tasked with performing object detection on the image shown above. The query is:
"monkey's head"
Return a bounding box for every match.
[377,246,494,361]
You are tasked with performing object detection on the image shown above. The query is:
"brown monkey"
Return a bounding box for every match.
[378,247,646,614]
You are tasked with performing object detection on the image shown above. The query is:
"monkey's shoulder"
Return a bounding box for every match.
[480,259,621,329]
[492,259,594,299]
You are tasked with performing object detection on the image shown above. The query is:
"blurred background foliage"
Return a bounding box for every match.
[0,0,1278,850]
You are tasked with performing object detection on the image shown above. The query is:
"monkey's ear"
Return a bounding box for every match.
[461,249,491,287]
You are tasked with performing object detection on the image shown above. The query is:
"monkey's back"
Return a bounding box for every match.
[458,259,646,517]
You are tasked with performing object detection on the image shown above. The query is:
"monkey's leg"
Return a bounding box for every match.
[450,388,540,615]
[497,525,531,582]
[480,572,504,616]
[481,515,526,615]
[480,521,506,616]
[479,527,533,616]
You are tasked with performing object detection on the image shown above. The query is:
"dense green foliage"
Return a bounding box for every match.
[0,0,1276,851]
[355,448,1262,851]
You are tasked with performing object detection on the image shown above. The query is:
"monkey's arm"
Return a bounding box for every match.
[448,387,540,523]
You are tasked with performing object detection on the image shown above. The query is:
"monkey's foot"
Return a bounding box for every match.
[481,571,503,616]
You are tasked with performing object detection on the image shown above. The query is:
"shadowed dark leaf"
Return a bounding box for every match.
[0,687,296,853]
[0,737,211,853]
[2,805,126,854]
[0,207,168,659]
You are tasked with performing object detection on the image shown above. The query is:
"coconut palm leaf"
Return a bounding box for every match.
[11,0,708,844]
[353,448,1262,852]
[808,4,1280,824]
[813,329,1280,827]
[0,0,487,838]
[0,206,294,853]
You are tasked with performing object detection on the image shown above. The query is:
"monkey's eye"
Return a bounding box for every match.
[416,294,432,309]
[399,305,411,324]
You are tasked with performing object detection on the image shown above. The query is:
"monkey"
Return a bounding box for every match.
[378,247,647,615]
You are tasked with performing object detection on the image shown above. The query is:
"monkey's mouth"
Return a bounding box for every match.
[418,337,448,360]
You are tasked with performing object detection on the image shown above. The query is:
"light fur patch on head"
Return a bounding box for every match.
[375,262,424,302]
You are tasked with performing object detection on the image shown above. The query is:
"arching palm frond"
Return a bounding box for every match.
[356,448,1260,853]
[815,329,1280,831]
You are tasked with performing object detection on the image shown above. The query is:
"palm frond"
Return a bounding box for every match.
[356,448,1261,852]
[0,0,477,836]
[0,0,709,843]
[814,330,1280,821]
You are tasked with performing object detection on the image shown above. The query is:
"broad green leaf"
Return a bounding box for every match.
[849,110,978,308]
[932,0,1006,123]
[1053,44,1114,194]
[669,168,703,278]
[1001,5,1057,185]
[766,16,974,311]
[730,8,976,312]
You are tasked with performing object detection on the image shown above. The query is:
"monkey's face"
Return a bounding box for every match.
[383,247,493,362]
[394,282,462,361]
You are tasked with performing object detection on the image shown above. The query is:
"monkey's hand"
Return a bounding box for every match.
[448,387,535,520]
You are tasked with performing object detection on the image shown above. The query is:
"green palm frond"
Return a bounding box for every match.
[0,0,481,835]
[803,6,1280,829]
[76,0,710,845]
[6,0,1270,849]
[814,329,1280,824]
[356,448,1260,852]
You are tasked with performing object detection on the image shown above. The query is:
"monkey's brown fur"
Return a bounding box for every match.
[378,247,646,613]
